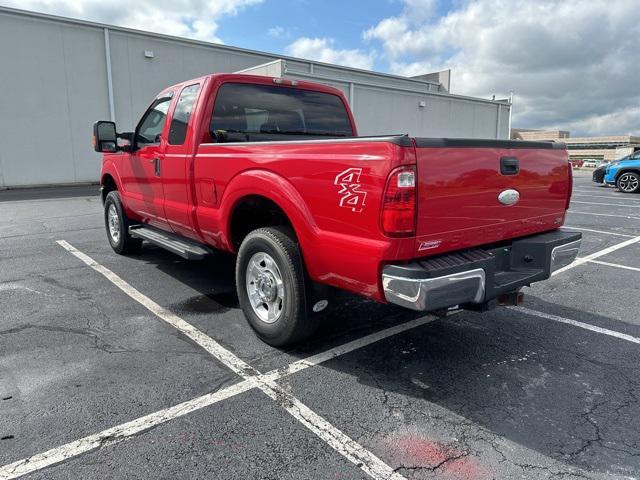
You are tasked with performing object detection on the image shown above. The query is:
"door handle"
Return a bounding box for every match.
[153,158,161,176]
[500,156,519,175]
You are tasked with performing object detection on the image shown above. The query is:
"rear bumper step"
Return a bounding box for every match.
[382,229,581,312]
[129,226,211,260]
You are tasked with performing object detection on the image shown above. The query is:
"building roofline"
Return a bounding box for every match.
[0,5,445,89]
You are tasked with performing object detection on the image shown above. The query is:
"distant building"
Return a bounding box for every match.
[511,129,640,162]
[511,129,570,142]
[0,7,511,188]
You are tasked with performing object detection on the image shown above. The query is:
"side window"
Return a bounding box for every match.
[136,97,172,145]
[168,84,200,145]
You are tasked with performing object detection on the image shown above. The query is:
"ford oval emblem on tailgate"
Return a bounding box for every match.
[498,189,520,205]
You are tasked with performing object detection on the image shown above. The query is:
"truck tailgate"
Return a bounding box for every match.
[413,139,571,256]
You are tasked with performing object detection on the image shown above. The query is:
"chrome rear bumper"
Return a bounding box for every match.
[382,268,486,312]
[550,239,582,272]
[382,229,581,312]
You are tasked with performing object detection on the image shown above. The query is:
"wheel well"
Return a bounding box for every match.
[230,196,294,249]
[616,169,640,179]
[101,174,117,203]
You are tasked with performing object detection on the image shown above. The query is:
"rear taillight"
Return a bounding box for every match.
[381,165,417,236]
[566,161,573,210]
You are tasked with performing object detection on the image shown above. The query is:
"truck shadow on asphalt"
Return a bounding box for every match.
[125,246,639,476]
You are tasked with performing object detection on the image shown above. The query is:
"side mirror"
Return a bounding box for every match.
[93,121,118,153]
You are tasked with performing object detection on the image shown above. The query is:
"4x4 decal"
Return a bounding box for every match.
[334,168,367,213]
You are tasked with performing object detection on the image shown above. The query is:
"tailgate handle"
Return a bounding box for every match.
[500,156,519,175]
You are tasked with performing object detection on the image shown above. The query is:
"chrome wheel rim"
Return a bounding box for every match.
[107,204,121,244]
[619,174,639,192]
[245,252,285,324]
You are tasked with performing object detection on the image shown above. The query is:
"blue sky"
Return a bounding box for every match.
[218,0,400,70]
[3,0,639,136]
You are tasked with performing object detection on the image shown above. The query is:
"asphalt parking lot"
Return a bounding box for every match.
[1,170,639,480]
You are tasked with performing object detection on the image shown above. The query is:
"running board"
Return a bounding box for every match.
[129,226,211,260]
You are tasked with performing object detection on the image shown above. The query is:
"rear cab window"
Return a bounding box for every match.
[208,83,354,143]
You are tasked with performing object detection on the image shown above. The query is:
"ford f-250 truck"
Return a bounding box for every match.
[93,73,581,346]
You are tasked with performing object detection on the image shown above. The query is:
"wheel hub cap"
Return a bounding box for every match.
[256,272,277,302]
[246,252,284,324]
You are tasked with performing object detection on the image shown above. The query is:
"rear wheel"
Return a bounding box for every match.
[235,226,318,347]
[616,172,640,193]
[104,191,142,254]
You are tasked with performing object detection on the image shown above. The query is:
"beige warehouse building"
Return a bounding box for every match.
[512,129,640,162]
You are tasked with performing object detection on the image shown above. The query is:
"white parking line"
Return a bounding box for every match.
[15,240,419,480]
[55,240,258,377]
[0,380,255,480]
[573,185,611,191]
[588,259,640,273]
[572,200,640,208]
[552,234,640,276]
[571,192,640,204]
[568,210,640,221]
[0,313,433,480]
[510,307,640,345]
[561,226,634,238]
[572,193,640,202]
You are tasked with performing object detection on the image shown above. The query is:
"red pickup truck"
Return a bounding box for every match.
[93,73,581,346]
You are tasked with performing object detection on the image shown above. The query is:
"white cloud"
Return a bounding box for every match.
[268,25,287,38]
[3,0,263,43]
[286,37,375,70]
[364,0,640,136]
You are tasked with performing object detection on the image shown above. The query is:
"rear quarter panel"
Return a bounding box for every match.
[193,140,415,299]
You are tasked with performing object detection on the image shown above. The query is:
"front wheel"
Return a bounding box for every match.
[235,226,318,347]
[616,172,640,193]
[104,191,142,254]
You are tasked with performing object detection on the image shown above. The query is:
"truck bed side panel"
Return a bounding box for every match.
[193,139,415,300]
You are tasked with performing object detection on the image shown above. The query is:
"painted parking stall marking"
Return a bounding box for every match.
[0,312,431,479]
[588,259,640,273]
[572,200,640,208]
[2,240,432,480]
[510,307,640,345]
[0,311,430,480]
[0,381,256,480]
[552,234,640,276]
[561,225,634,238]
[54,240,407,480]
[568,210,640,221]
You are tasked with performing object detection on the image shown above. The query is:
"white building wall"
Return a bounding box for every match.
[0,6,511,188]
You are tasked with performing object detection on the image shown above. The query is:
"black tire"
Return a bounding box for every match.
[235,226,318,347]
[104,191,142,254]
[616,172,640,193]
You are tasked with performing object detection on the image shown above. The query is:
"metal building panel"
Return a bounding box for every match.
[0,7,511,186]
[60,25,111,183]
[0,15,76,186]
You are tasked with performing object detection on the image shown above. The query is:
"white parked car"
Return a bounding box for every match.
[582,159,599,168]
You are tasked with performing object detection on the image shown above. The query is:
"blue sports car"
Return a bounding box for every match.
[598,151,640,193]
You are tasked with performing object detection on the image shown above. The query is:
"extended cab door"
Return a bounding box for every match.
[121,93,173,229]
[161,83,202,239]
